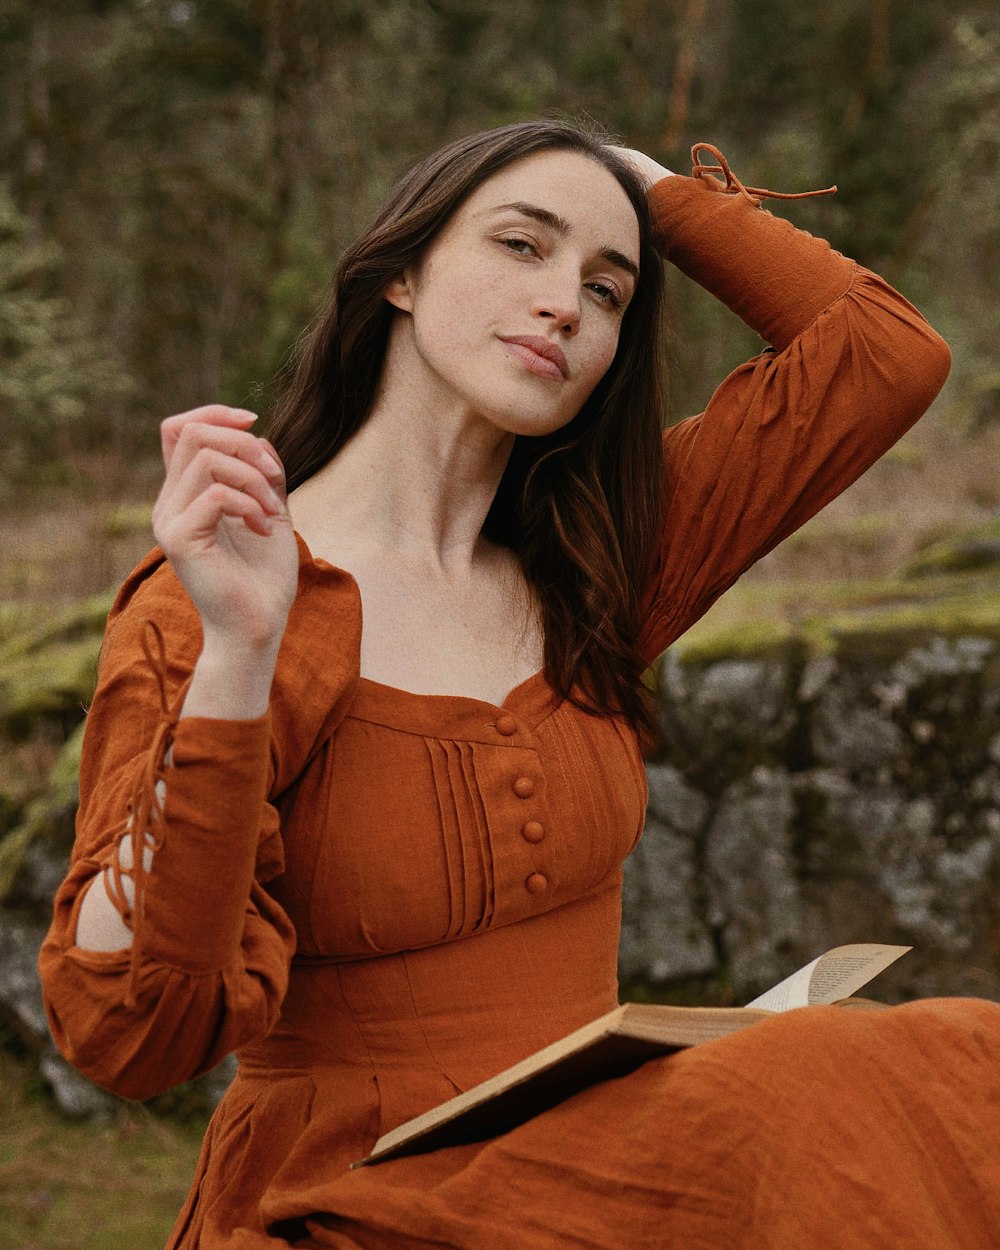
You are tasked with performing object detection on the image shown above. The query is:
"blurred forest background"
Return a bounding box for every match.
[1,0,999,590]
[1,0,999,1246]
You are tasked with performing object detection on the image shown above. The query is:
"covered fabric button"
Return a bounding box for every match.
[512,776,535,799]
[522,820,545,843]
[494,713,517,736]
[525,872,548,894]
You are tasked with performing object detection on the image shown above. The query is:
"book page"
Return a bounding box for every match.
[745,944,911,1011]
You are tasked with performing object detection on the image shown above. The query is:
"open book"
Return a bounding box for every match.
[354,943,909,1167]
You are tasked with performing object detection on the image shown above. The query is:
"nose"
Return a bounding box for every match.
[533,276,581,336]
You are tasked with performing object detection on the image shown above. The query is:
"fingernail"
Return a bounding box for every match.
[259,444,285,481]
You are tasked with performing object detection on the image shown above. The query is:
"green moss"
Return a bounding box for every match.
[672,573,1000,669]
[671,617,799,665]
[0,603,40,648]
[48,718,86,795]
[0,590,107,897]
[0,591,112,666]
[0,637,99,738]
[816,593,1000,645]
[0,823,37,902]
[903,519,1000,579]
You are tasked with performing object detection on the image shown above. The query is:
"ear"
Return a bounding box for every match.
[384,271,414,313]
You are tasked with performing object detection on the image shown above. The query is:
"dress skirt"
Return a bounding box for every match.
[247,997,1000,1250]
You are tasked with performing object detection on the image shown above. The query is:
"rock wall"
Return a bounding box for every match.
[621,602,1000,1006]
[3,569,1000,1115]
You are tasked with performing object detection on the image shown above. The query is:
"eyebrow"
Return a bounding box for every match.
[490,200,640,284]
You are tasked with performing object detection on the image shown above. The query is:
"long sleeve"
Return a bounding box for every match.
[38,546,362,1101]
[637,156,951,662]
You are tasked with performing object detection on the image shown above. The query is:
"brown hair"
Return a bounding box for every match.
[266,120,666,744]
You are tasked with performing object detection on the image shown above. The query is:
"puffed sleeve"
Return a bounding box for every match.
[637,147,951,662]
[38,544,361,1101]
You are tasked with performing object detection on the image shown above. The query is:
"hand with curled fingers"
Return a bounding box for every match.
[152,405,299,663]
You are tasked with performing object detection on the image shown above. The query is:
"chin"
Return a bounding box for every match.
[488,403,580,440]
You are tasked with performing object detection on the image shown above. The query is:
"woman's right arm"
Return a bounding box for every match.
[40,406,302,1099]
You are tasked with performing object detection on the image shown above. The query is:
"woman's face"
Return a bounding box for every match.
[385,149,641,438]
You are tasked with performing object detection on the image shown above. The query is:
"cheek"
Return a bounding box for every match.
[421,268,507,342]
[579,329,621,393]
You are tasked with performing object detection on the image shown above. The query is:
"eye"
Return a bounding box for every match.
[498,235,537,257]
[586,280,625,310]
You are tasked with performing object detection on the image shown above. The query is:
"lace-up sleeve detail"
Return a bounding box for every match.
[38,557,297,1100]
[99,621,181,1007]
[638,145,951,661]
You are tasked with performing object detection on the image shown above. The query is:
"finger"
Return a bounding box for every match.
[160,406,258,470]
[158,482,277,552]
[163,421,284,491]
[256,437,287,486]
[155,448,284,530]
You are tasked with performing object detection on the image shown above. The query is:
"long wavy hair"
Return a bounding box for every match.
[266,120,666,744]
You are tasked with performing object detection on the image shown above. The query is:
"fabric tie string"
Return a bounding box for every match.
[103,618,186,1007]
[691,142,837,208]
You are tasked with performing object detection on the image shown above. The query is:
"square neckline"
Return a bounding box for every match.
[295,530,547,712]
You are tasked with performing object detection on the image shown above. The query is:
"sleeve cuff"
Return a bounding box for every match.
[133,711,274,973]
[647,168,856,350]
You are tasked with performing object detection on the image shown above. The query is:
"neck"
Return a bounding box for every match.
[288,332,514,572]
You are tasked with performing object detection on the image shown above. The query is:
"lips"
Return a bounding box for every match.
[499,335,569,380]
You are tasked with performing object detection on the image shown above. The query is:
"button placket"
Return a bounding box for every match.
[491,736,552,904]
[511,771,547,891]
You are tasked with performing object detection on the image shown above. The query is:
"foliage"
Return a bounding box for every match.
[0,0,994,453]
[0,186,133,483]
[921,11,1000,423]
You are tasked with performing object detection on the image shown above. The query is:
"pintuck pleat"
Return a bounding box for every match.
[460,742,498,930]
[422,738,498,940]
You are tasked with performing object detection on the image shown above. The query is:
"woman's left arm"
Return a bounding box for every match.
[627,146,951,662]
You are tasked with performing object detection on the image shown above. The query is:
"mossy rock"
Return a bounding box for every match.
[0,719,84,904]
[0,602,40,648]
[813,584,1000,657]
[672,571,1000,672]
[903,520,1000,579]
[0,637,101,739]
[0,590,111,740]
[0,590,113,666]
[670,617,800,666]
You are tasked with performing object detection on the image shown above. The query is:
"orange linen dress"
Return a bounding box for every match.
[41,164,1000,1250]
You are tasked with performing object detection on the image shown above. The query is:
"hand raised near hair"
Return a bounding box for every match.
[607,146,674,191]
[152,406,299,659]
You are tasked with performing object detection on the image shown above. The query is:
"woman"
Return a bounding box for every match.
[40,121,1000,1248]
